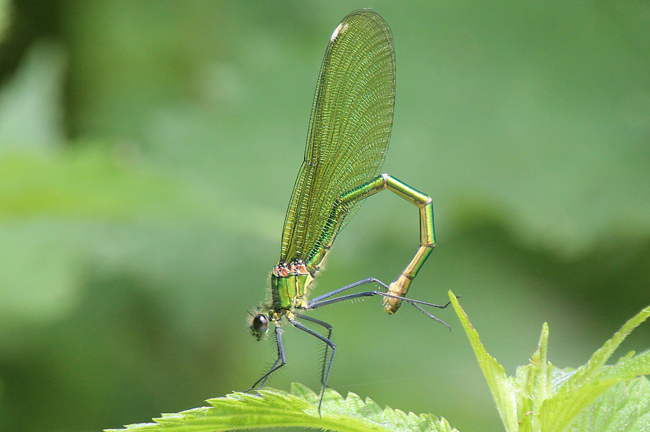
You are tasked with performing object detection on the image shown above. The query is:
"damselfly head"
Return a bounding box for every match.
[250,312,269,341]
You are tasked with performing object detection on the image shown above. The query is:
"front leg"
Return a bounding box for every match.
[247,324,286,391]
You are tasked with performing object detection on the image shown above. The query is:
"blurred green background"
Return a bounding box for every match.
[0,1,649,431]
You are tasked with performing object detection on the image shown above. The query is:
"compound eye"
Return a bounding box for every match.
[250,314,269,340]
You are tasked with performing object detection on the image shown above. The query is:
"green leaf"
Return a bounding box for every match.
[450,292,650,432]
[448,290,518,432]
[106,383,458,432]
[598,349,650,382]
[511,323,551,432]
[539,305,650,431]
[566,377,650,432]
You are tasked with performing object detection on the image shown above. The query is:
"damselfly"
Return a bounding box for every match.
[248,9,451,412]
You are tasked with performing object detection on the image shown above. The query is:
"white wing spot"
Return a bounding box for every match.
[331,23,349,41]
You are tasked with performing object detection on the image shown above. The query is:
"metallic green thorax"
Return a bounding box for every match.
[271,261,312,312]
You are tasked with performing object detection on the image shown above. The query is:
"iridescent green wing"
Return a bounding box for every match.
[280,9,396,265]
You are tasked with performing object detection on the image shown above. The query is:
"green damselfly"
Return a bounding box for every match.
[248,9,450,411]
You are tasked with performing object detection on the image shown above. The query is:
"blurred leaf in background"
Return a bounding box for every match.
[0,1,649,432]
